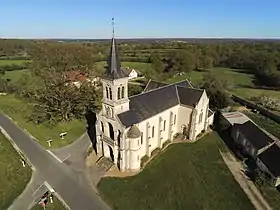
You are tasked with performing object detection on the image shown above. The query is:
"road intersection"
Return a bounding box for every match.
[0,114,109,210]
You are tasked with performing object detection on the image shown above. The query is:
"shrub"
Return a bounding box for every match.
[140,155,149,168]
[162,139,171,148]
[151,148,160,157]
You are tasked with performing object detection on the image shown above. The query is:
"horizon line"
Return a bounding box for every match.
[1,37,280,40]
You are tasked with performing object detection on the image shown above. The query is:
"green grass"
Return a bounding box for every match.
[257,183,280,210]
[31,196,66,210]
[4,69,31,83]
[0,59,28,66]
[98,132,254,210]
[0,132,32,210]
[0,94,85,148]
[167,67,280,100]
[243,111,280,139]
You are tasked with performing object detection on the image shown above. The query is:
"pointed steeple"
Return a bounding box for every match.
[105,18,128,80]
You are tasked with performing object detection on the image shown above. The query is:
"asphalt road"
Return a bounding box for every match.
[0,114,109,210]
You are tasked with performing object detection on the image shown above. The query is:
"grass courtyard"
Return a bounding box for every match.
[98,132,254,210]
[0,94,85,148]
[0,132,32,210]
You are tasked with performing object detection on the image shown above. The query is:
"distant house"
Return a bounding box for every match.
[66,71,100,88]
[123,67,140,80]
[257,143,280,187]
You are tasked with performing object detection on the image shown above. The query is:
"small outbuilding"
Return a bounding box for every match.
[257,143,280,187]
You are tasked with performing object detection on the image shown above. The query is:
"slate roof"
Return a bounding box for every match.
[233,121,274,150]
[117,80,203,127]
[143,79,192,93]
[103,38,128,80]
[127,124,141,138]
[142,80,168,92]
[258,143,280,177]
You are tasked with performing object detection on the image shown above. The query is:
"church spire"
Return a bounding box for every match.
[104,18,127,80]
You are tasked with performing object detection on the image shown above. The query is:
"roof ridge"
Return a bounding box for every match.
[175,84,204,92]
[130,79,185,99]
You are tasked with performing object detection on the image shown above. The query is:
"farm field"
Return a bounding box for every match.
[98,132,254,210]
[0,94,85,148]
[0,132,32,210]
[3,69,31,83]
[0,59,28,66]
[168,67,280,100]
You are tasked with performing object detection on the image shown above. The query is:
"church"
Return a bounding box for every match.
[95,35,214,172]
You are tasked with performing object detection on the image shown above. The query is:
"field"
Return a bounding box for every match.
[0,59,28,66]
[0,132,32,210]
[0,94,85,148]
[243,111,280,139]
[98,132,254,210]
[168,67,280,100]
[31,196,66,210]
[4,69,31,83]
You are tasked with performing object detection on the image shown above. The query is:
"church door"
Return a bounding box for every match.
[108,122,114,140]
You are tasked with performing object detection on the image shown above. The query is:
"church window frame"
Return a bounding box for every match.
[117,87,121,100]
[140,132,143,144]
[199,110,203,123]
[163,120,166,131]
[109,87,112,100]
[121,86,125,99]
[105,86,109,99]
[152,126,155,138]
[174,115,176,125]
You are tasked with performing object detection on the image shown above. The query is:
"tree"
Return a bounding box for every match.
[27,42,100,125]
[150,51,164,73]
[200,55,213,70]
[200,73,231,109]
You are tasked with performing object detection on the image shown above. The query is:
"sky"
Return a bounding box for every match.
[1,0,280,39]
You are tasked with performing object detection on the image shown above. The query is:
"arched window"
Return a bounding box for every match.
[100,122,104,132]
[105,86,109,99]
[152,126,155,138]
[117,87,121,100]
[174,114,176,124]
[109,87,112,100]
[121,86,125,98]
[199,111,203,123]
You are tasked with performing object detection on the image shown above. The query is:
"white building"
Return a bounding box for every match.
[123,68,139,80]
[95,36,214,172]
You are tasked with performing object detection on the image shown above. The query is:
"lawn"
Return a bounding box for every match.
[98,132,254,210]
[0,132,32,210]
[167,67,280,100]
[4,69,31,83]
[31,195,66,210]
[243,111,280,139]
[0,59,28,66]
[0,94,85,148]
[257,182,280,210]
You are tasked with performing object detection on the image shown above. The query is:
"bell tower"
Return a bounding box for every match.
[101,18,130,119]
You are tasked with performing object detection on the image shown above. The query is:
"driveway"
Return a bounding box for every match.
[0,114,109,210]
